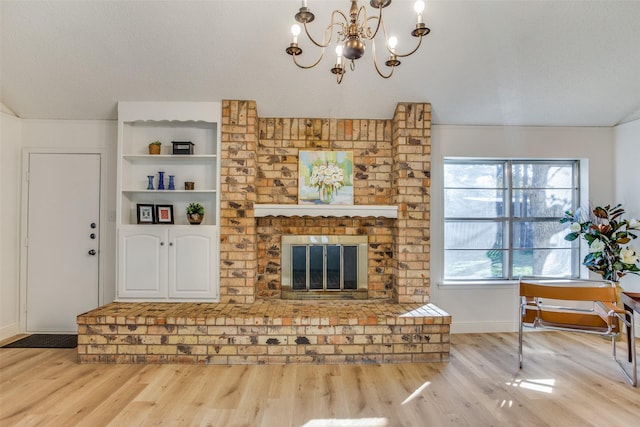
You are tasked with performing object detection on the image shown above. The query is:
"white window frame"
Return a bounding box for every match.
[442,158,581,282]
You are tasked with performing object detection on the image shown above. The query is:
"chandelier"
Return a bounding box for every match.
[285,0,430,83]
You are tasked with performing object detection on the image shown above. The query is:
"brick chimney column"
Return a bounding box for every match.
[219,100,258,303]
[391,103,432,303]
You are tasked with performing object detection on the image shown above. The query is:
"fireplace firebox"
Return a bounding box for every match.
[281,235,368,300]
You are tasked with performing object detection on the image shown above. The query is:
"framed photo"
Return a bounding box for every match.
[136,204,155,224]
[155,204,174,224]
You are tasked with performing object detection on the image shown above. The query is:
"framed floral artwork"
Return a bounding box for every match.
[298,151,353,205]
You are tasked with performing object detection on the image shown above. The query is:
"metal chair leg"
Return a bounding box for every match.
[613,311,637,387]
[519,301,524,369]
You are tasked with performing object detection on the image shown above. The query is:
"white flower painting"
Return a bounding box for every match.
[298,151,353,205]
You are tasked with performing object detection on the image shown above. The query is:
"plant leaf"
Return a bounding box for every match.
[609,205,625,221]
[564,233,579,241]
[593,206,608,218]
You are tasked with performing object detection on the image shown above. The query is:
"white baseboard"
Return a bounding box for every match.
[0,323,21,341]
[451,321,518,334]
[452,317,640,337]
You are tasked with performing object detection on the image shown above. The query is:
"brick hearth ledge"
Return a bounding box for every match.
[77,301,451,365]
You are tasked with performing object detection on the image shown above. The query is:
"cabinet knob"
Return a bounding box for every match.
[160,242,164,246]
[88,249,96,256]
[169,242,173,246]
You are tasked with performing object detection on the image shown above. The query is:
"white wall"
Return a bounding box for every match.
[614,118,640,293]
[1,117,117,339]
[614,118,640,335]
[1,116,631,338]
[6,120,116,338]
[21,119,118,305]
[430,125,615,333]
[1,112,23,339]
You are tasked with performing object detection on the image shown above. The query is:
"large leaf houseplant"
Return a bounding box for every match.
[561,204,640,282]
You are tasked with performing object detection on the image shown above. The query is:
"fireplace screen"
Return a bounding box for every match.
[292,244,358,291]
[282,235,368,299]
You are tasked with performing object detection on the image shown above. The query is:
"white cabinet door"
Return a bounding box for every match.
[117,226,218,300]
[168,227,218,299]
[118,227,167,298]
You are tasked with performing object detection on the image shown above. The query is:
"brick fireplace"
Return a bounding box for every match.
[220,100,433,304]
[77,100,450,364]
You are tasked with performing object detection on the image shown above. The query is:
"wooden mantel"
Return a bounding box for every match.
[253,204,398,218]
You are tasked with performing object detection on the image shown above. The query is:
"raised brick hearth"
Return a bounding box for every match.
[78,100,451,364]
[77,301,450,364]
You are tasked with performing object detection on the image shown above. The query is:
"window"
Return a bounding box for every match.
[443,159,579,280]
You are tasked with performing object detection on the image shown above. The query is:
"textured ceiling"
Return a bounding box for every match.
[2,0,640,126]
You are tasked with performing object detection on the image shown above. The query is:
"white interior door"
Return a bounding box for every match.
[26,153,101,332]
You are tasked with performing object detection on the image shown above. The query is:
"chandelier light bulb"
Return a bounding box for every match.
[388,36,398,50]
[385,35,401,68]
[335,45,344,65]
[414,0,425,23]
[291,24,301,44]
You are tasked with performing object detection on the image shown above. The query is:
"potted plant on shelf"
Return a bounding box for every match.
[186,202,204,225]
[148,141,162,155]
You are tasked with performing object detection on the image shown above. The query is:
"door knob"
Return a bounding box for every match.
[90,222,96,229]
[88,249,96,256]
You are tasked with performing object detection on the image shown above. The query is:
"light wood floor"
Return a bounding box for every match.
[1,331,638,427]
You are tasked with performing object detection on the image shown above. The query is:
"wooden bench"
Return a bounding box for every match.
[519,278,637,386]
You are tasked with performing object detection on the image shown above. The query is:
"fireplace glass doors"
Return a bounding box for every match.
[282,235,368,299]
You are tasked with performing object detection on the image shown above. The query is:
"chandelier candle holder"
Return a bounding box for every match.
[285,0,430,83]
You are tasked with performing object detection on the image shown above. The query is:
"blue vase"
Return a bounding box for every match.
[146,175,154,190]
[168,175,175,190]
[157,171,165,190]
